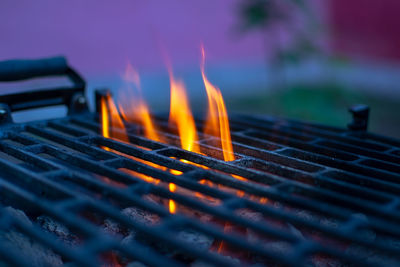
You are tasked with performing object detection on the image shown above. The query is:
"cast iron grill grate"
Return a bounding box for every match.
[0,57,399,266]
[0,112,399,266]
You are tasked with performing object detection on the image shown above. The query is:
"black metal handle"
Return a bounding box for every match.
[0,57,68,81]
[0,56,87,116]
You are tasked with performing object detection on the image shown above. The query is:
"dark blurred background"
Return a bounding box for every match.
[1,0,399,138]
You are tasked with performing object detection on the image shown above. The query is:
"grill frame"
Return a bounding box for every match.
[0,110,399,266]
[0,57,400,266]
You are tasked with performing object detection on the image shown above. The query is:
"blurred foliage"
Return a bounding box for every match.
[238,0,285,29]
[237,0,322,86]
[234,1,400,138]
[228,85,400,139]
[238,0,307,30]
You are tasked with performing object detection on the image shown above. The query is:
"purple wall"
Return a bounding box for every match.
[330,0,400,62]
[0,0,265,77]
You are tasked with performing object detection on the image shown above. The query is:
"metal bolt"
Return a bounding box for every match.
[0,108,8,122]
[348,104,369,131]
[77,96,86,104]
[68,94,88,114]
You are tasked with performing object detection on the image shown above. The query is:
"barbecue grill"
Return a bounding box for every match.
[0,57,399,267]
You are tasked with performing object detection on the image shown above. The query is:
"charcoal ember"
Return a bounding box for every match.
[287,223,305,240]
[126,261,147,267]
[344,236,399,266]
[320,218,339,229]
[170,230,214,261]
[102,218,125,238]
[121,231,136,246]
[262,240,291,254]
[37,216,78,246]
[61,263,79,267]
[347,249,400,266]
[0,207,63,267]
[176,229,213,251]
[234,208,303,260]
[117,234,140,265]
[174,205,213,224]
[122,207,160,226]
[235,208,263,222]
[342,213,400,266]
[123,229,213,261]
[235,208,262,241]
[5,206,32,225]
[121,232,170,263]
[190,255,240,267]
[142,194,165,207]
[101,205,160,240]
[249,240,292,267]
[348,213,376,242]
[194,211,213,224]
[195,195,221,207]
[119,208,161,258]
[120,206,160,240]
[308,255,343,267]
[294,209,339,229]
[190,260,215,267]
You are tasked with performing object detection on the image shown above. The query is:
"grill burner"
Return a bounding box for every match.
[0,58,399,266]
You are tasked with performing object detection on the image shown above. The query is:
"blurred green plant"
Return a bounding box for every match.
[237,0,322,89]
[228,84,400,139]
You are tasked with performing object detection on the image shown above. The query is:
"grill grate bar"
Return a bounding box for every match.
[0,132,379,265]
[92,134,400,218]
[5,130,400,261]
[9,140,309,264]
[0,179,180,267]
[20,121,400,226]
[0,160,289,266]
[278,148,400,180]
[0,112,399,266]
[229,115,393,151]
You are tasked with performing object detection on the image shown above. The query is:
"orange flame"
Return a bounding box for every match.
[168,69,200,153]
[200,45,234,162]
[101,89,179,214]
[167,64,201,213]
[101,97,110,139]
[101,93,129,142]
[119,63,177,213]
[168,183,177,213]
[118,63,163,142]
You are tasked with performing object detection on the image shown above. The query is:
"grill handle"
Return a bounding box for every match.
[0,56,87,116]
[0,57,69,82]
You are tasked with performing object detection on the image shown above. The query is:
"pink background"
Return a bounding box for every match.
[0,0,266,78]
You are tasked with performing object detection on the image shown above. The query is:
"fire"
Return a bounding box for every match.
[121,63,177,213]
[168,69,200,153]
[100,93,129,143]
[100,53,265,218]
[167,66,202,213]
[118,63,163,142]
[101,97,109,139]
[100,65,177,213]
[200,45,234,162]
[168,183,177,213]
